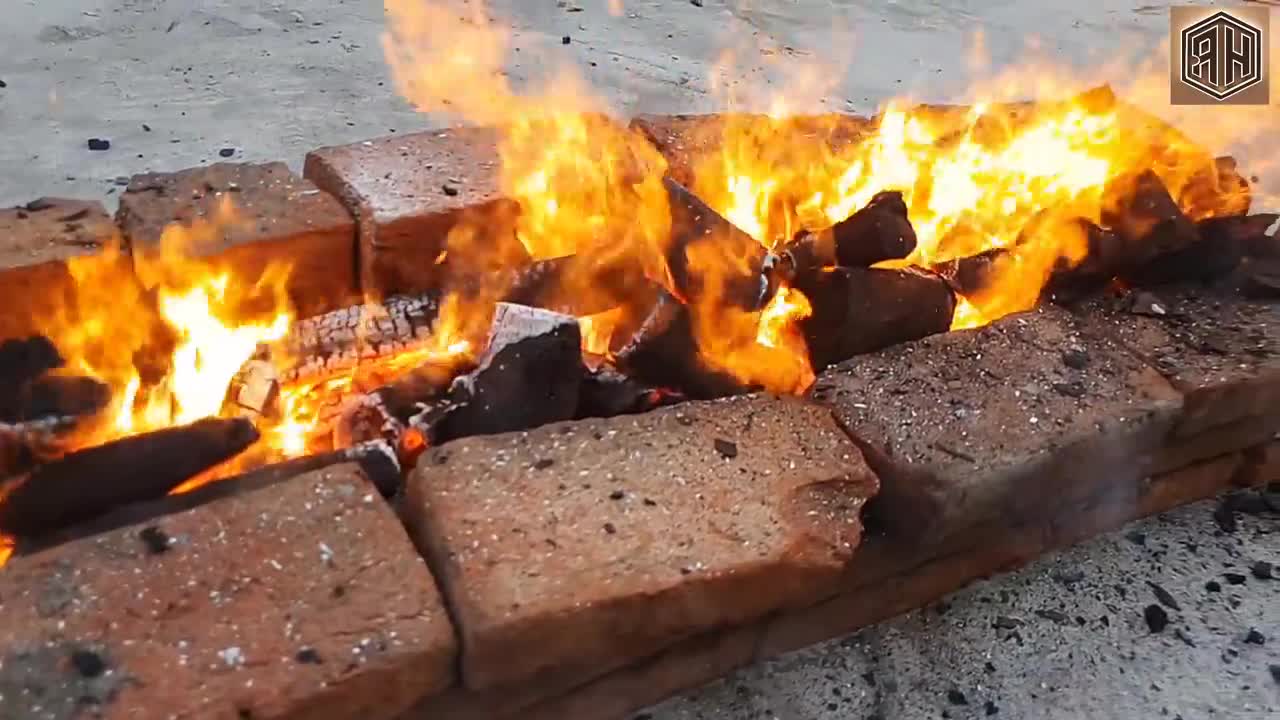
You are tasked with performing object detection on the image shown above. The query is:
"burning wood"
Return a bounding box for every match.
[931,248,1009,297]
[279,292,439,384]
[663,176,770,311]
[611,288,749,400]
[827,190,917,267]
[0,417,259,538]
[1101,169,1200,267]
[577,364,684,420]
[404,303,586,448]
[1179,156,1252,220]
[794,267,956,369]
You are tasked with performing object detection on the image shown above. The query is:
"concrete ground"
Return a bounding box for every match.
[1,1,1278,717]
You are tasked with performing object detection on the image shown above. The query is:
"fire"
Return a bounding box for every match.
[382,0,816,395]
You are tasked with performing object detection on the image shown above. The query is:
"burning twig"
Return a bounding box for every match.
[0,417,260,538]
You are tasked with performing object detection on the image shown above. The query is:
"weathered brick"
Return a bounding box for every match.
[303,128,520,298]
[404,393,878,692]
[630,113,872,193]
[430,451,1249,720]
[117,162,357,317]
[815,304,1183,542]
[1075,288,1280,441]
[0,463,456,720]
[0,198,122,342]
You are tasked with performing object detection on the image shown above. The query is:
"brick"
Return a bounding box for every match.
[815,304,1183,542]
[0,198,123,342]
[404,393,878,692]
[1075,288,1280,440]
[117,162,357,317]
[0,463,456,720]
[304,128,521,298]
[442,451,1248,720]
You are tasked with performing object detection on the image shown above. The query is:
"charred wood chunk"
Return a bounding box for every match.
[1212,213,1280,260]
[0,416,81,478]
[0,417,259,538]
[334,393,405,450]
[4,375,111,425]
[794,267,956,369]
[830,190,917,267]
[577,365,684,420]
[503,252,651,318]
[1179,156,1251,220]
[1126,214,1278,287]
[1039,216,1134,304]
[416,304,586,445]
[225,359,281,419]
[611,288,749,401]
[0,336,62,390]
[19,440,402,552]
[280,292,439,384]
[1236,257,1280,300]
[930,248,1010,297]
[663,176,770,310]
[1102,169,1200,265]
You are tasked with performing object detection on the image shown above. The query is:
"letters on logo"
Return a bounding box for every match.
[1180,11,1264,101]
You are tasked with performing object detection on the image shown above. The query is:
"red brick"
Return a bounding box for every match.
[0,463,456,720]
[0,197,123,342]
[303,128,521,298]
[1077,288,1280,441]
[816,304,1184,542]
[117,162,357,316]
[404,393,878,692]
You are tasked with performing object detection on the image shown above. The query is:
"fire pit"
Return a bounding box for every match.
[1,3,1278,719]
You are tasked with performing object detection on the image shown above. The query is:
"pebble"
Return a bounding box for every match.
[1224,572,1247,586]
[87,138,111,151]
[946,689,969,706]
[1245,629,1266,645]
[1250,560,1273,580]
[1147,581,1180,611]
[219,147,235,158]
[1143,604,1169,633]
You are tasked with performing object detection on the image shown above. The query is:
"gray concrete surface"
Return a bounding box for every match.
[1,1,1278,717]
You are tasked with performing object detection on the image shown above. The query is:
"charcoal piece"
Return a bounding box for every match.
[416,303,586,445]
[1179,156,1252,220]
[1101,169,1200,265]
[931,248,1010,296]
[611,288,748,400]
[663,176,770,311]
[830,190,917,267]
[0,417,259,537]
[576,365,684,420]
[0,416,82,477]
[279,292,439,384]
[793,266,956,369]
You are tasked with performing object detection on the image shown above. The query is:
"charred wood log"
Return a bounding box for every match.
[0,336,62,390]
[663,176,771,311]
[405,304,586,447]
[502,252,653,317]
[0,416,83,478]
[829,190,918,267]
[279,292,439,384]
[577,365,685,420]
[1101,169,1200,265]
[17,440,401,554]
[0,417,259,538]
[793,267,956,369]
[611,288,748,400]
[930,248,1011,297]
[1127,214,1278,287]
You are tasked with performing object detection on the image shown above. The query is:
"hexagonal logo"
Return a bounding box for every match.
[1172,7,1270,105]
